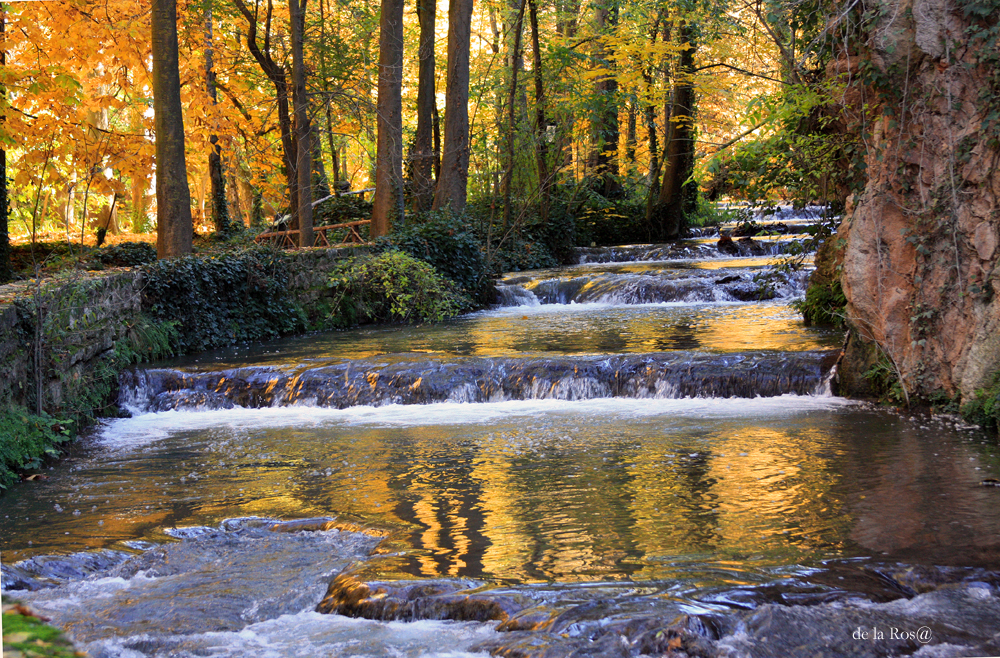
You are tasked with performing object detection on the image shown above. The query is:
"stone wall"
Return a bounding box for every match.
[0,247,366,415]
[835,0,1000,402]
[0,272,144,415]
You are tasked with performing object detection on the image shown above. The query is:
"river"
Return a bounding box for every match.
[3,212,1000,657]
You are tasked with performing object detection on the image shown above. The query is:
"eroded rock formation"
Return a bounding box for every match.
[836,0,1000,402]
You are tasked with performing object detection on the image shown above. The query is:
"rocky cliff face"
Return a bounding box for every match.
[836,0,1000,403]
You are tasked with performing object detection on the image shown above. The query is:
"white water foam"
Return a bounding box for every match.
[98,395,856,449]
[81,612,496,658]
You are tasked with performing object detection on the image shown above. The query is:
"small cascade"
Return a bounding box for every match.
[120,350,840,414]
[494,282,540,307]
[574,238,796,264]
[498,268,809,306]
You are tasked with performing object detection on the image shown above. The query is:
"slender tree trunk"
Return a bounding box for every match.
[412,0,436,211]
[654,22,696,240]
[312,129,330,198]
[501,0,526,230]
[433,103,441,180]
[372,0,404,237]
[289,0,313,246]
[232,0,298,226]
[432,0,474,214]
[0,10,10,283]
[152,0,193,258]
[528,0,549,224]
[204,2,230,236]
[589,0,620,196]
[326,101,342,192]
[626,98,636,166]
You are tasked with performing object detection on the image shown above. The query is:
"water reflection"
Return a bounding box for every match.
[3,402,998,589]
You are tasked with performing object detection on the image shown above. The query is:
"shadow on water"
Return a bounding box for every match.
[3,234,1000,657]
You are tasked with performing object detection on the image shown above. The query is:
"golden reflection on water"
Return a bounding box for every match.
[4,408,1000,585]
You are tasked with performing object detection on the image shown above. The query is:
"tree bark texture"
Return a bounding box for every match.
[204,3,231,235]
[289,0,313,246]
[152,0,193,259]
[653,22,696,240]
[528,0,549,225]
[588,0,620,197]
[432,0,473,214]
[0,12,10,282]
[501,0,526,230]
[232,0,298,226]
[411,0,436,212]
[372,0,404,237]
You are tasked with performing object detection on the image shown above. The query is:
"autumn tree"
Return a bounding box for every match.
[289,0,313,246]
[432,0,473,214]
[203,1,231,235]
[371,0,404,237]
[411,0,436,212]
[152,0,194,258]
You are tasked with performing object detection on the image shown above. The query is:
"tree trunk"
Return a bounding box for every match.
[653,22,696,241]
[528,0,549,224]
[432,0,473,214]
[0,11,10,283]
[589,0,620,197]
[152,0,193,259]
[232,0,298,226]
[412,0,436,212]
[289,0,313,246]
[204,2,231,236]
[371,0,404,237]
[501,0,526,230]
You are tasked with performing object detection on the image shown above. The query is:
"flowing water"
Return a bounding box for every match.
[4,216,1000,657]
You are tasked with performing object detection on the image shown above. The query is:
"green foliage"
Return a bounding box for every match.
[961,373,1000,435]
[379,209,494,303]
[92,241,157,268]
[863,350,908,405]
[2,605,85,656]
[314,195,373,224]
[140,247,306,353]
[0,407,74,490]
[328,250,471,326]
[573,196,651,246]
[793,278,846,327]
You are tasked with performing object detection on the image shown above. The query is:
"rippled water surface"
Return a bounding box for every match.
[3,233,1000,657]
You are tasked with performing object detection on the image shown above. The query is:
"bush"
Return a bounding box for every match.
[0,407,74,490]
[962,375,1000,435]
[380,210,494,304]
[93,241,157,267]
[140,247,305,352]
[573,196,652,246]
[793,278,846,327]
[328,250,471,326]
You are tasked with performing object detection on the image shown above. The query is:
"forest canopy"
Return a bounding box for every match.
[0,0,863,265]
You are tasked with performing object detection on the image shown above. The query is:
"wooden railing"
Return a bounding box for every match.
[255,220,370,248]
[254,188,376,248]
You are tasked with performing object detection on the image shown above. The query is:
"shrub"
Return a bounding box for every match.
[141,247,305,352]
[962,375,1000,435]
[793,278,846,327]
[93,241,157,267]
[0,407,74,490]
[380,210,494,304]
[328,250,471,326]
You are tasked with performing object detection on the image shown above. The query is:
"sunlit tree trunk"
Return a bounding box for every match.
[204,2,230,236]
[372,0,404,237]
[432,0,473,214]
[152,0,193,258]
[654,22,696,240]
[289,0,313,246]
[528,0,549,225]
[412,0,436,212]
[0,10,10,282]
[232,0,298,227]
[501,0,526,230]
[588,0,620,197]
